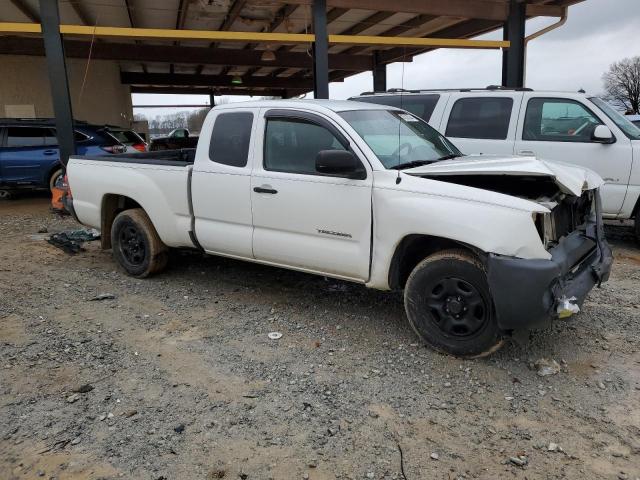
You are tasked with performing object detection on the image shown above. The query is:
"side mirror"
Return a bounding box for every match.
[592,125,614,144]
[315,150,364,179]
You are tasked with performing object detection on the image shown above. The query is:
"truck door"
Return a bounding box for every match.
[514,94,633,216]
[191,109,256,258]
[439,92,521,156]
[250,109,373,282]
[0,126,60,187]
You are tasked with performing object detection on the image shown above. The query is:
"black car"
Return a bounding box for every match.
[149,128,199,151]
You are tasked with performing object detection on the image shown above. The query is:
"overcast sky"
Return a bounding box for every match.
[133,0,640,116]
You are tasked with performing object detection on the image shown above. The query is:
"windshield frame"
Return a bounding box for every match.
[339,108,462,170]
[589,97,640,140]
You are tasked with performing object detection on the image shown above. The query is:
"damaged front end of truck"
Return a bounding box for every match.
[405,155,613,336]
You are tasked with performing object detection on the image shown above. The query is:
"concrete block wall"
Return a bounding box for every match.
[0,55,133,127]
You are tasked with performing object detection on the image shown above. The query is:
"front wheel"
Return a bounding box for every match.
[111,208,168,278]
[404,249,504,358]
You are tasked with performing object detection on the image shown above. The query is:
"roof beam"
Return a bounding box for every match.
[283,0,565,21]
[9,0,39,22]
[69,1,94,25]
[0,23,508,49]
[378,18,501,64]
[122,72,319,89]
[130,86,298,97]
[0,36,371,70]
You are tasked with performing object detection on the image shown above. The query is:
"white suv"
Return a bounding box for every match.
[351,88,640,241]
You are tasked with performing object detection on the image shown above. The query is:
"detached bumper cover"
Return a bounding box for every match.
[486,197,612,331]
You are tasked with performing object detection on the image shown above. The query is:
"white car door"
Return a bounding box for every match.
[251,109,373,282]
[191,108,257,258]
[514,94,633,216]
[438,92,522,155]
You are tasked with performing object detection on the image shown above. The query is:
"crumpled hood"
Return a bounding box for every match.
[404,155,604,196]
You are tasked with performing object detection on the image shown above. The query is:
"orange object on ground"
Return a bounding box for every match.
[51,174,68,213]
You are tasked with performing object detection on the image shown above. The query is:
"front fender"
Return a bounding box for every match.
[367,173,549,290]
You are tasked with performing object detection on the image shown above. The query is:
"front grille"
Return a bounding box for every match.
[542,191,594,248]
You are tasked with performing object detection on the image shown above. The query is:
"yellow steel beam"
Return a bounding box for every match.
[329,34,508,49]
[0,22,509,49]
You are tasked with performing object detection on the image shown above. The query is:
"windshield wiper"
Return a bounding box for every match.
[391,154,462,170]
[436,154,462,161]
[389,159,436,170]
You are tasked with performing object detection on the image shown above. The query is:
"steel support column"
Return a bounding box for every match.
[372,51,387,92]
[39,0,76,166]
[502,0,526,88]
[312,0,329,99]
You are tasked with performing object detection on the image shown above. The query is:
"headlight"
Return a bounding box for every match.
[532,212,553,249]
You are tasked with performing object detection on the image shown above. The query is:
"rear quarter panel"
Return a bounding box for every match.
[67,158,193,247]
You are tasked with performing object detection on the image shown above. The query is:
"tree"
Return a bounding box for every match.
[603,56,640,114]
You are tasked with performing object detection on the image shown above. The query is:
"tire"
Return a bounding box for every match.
[635,217,640,244]
[49,168,64,192]
[404,249,504,358]
[111,208,168,278]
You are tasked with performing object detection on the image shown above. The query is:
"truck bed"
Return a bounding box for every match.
[76,148,195,166]
[67,150,196,249]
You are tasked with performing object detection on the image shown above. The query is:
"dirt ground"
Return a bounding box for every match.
[1,195,639,480]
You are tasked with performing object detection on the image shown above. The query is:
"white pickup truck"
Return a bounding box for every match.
[352,89,640,241]
[65,100,612,357]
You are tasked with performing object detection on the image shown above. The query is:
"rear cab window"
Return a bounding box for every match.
[351,94,440,122]
[209,112,254,167]
[445,97,514,140]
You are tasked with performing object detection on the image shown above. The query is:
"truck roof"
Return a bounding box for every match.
[212,99,396,114]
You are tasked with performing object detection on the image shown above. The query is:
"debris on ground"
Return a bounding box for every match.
[174,424,186,434]
[534,358,561,376]
[267,331,283,340]
[509,455,528,467]
[46,228,100,254]
[72,384,94,393]
[89,293,116,301]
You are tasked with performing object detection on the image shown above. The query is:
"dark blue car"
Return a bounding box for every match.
[0,118,124,197]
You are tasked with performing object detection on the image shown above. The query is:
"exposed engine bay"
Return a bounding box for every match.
[417,173,596,250]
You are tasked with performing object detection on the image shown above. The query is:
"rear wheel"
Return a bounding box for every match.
[111,208,168,278]
[49,168,64,192]
[404,249,504,358]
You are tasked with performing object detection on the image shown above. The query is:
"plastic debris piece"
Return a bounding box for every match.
[557,295,580,319]
[89,293,116,301]
[47,229,100,255]
[534,358,561,377]
[268,332,283,340]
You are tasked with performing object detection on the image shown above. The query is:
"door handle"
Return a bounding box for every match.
[253,186,278,194]
[517,150,535,156]
[43,149,57,156]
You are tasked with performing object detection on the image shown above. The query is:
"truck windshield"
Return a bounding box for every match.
[589,97,640,140]
[340,109,461,169]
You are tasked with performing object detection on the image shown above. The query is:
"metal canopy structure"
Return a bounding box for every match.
[1,0,584,99]
[1,0,585,165]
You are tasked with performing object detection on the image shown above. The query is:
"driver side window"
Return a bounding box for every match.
[264,118,346,175]
[523,98,603,143]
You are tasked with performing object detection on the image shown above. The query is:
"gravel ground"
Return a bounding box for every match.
[1,195,639,480]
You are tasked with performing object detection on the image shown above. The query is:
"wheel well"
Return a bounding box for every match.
[388,234,483,290]
[101,194,142,249]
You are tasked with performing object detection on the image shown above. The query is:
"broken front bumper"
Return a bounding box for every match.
[486,199,612,332]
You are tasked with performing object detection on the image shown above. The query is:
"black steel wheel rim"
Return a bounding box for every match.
[424,276,488,337]
[119,224,146,265]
